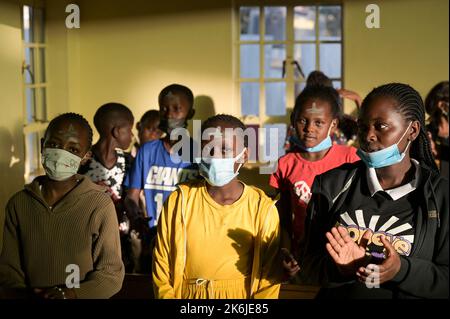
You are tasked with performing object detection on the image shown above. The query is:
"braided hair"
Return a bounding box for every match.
[44,112,94,149]
[361,83,438,172]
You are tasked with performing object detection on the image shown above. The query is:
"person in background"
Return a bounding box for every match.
[128,109,165,260]
[131,109,164,157]
[124,84,198,273]
[425,81,449,178]
[79,102,134,218]
[78,103,144,273]
[284,71,362,152]
[271,85,360,281]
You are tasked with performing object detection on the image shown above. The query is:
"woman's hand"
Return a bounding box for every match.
[337,89,363,109]
[356,235,401,285]
[326,226,372,277]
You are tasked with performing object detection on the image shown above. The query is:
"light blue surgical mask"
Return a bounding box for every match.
[292,125,333,153]
[357,122,412,169]
[196,148,246,187]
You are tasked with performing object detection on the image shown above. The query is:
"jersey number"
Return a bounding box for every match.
[154,193,164,223]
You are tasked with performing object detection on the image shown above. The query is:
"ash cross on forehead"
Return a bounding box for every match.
[306,102,322,114]
[166,91,180,104]
[212,128,223,137]
[57,124,78,140]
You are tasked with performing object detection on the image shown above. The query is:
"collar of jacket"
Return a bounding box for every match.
[24,174,108,211]
[336,162,443,256]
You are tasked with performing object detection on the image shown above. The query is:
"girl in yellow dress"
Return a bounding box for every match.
[152,114,281,299]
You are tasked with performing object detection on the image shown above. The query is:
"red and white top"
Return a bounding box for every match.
[270,144,360,250]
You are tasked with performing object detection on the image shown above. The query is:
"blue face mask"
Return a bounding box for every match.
[292,125,333,153]
[357,122,412,169]
[197,148,246,187]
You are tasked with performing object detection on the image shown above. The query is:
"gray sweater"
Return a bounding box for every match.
[0,175,124,298]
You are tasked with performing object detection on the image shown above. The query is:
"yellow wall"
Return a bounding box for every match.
[46,0,234,143]
[45,0,72,119]
[0,0,25,249]
[43,0,447,191]
[343,0,449,114]
[0,0,449,203]
[44,0,449,133]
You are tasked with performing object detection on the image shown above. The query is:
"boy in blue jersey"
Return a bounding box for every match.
[124,84,198,234]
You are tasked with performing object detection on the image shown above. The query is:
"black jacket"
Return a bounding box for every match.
[299,161,449,299]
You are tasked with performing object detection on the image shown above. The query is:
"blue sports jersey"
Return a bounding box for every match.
[124,139,198,227]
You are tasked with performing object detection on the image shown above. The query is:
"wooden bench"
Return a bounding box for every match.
[278,284,319,299]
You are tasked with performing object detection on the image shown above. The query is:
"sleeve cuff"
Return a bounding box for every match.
[391,256,410,283]
[268,176,279,189]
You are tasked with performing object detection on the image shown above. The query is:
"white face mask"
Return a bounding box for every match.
[197,148,246,187]
[41,148,85,181]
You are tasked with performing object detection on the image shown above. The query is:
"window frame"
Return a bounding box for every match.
[21,3,48,183]
[233,1,344,164]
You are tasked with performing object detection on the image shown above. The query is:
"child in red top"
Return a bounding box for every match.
[270,85,360,275]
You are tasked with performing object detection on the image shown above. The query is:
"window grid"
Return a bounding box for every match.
[235,4,343,164]
[236,4,343,116]
[21,5,48,183]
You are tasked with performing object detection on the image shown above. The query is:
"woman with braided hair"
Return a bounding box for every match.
[299,83,448,298]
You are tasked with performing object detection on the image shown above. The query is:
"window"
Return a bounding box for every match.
[22,5,48,182]
[236,4,342,163]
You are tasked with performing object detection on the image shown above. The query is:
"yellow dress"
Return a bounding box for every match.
[152,179,281,299]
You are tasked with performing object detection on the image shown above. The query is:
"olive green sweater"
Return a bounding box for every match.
[0,175,124,298]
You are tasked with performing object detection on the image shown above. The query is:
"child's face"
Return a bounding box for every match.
[201,121,247,172]
[294,98,337,148]
[138,119,162,144]
[357,96,414,153]
[159,93,192,124]
[116,121,134,150]
[42,120,90,159]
